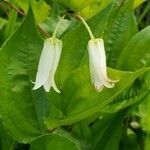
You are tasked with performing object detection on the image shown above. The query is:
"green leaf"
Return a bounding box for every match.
[0,120,15,150]
[45,66,150,129]
[80,0,112,19]
[0,18,7,47]
[30,129,82,150]
[0,18,7,30]
[4,9,18,39]
[44,1,148,129]
[103,75,150,114]
[116,26,150,150]
[53,0,93,12]
[54,0,112,19]
[31,0,51,24]
[0,8,47,142]
[139,94,150,132]
[91,112,125,150]
[72,112,125,150]
[117,26,150,71]
[145,134,150,150]
[104,0,138,67]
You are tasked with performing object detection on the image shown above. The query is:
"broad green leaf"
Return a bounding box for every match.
[0,121,15,150]
[45,67,150,129]
[0,8,48,142]
[117,26,150,71]
[30,129,82,150]
[91,112,124,150]
[54,0,112,19]
[145,134,150,150]
[72,121,92,149]
[104,0,138,67]
[72,112,125,150]
[102,80,149,114]
[44,1,147,129]
[4,9,17,39]
[139,94,150,132]
[53,0,93,12]
[115,25,150,150]
[0,18,7,47]
[116,26,150,150]
[31,0,50,24]
[80,0,112,19]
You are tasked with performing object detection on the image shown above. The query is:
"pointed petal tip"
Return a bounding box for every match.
[97,87,103,93]
[105,82,115,89]
[107,78,119,83]
[104,76,119,88]
[53,87,61,93]
[45,88,61,93]
[32,84,42,91]
[43,83,61,93]
[95,85,103,93]
[32,86,38,91]
[44,88,61,93]
[30,80,35,84]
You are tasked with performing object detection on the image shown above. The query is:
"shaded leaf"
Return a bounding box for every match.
[104,0,138,67]
[117,26,150,71]
[0,120,15,150]
[30,129,82,150]
[91,112,124,150]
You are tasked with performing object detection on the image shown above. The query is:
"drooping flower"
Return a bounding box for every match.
[88,38,117,92]
[33,37,62,93]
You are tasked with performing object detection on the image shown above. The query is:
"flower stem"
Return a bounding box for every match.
[75,14,95,39]
[52,14,66,38]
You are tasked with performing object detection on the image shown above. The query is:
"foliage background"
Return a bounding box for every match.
[0,0,150,150]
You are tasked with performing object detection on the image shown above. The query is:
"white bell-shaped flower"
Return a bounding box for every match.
[33,37,62,93]
[88,38,117,92]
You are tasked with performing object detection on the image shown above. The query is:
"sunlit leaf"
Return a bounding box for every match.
[0,8,47,142]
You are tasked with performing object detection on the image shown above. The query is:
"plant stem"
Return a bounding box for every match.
[52,14,66,38]
[75,14,95,39]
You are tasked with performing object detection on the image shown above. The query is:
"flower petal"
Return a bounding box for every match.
[33,38,55,90]
[88,38,117,92]
[43,39,62,93]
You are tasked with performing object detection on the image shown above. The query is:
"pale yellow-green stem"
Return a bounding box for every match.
[52,14,66,38]
[75,14,95,40]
